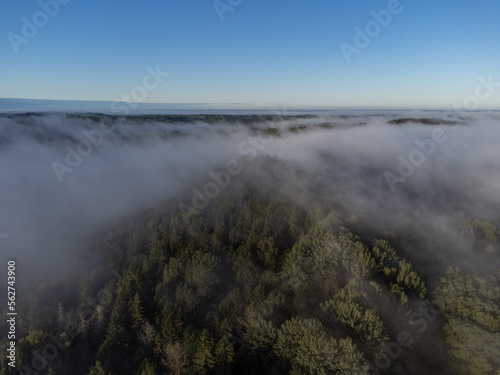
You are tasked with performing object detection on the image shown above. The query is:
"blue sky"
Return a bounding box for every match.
[1,0,499,109]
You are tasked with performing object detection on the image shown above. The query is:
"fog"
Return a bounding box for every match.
[1,111,499,283]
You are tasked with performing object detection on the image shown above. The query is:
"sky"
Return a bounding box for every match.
[0,0,499,109]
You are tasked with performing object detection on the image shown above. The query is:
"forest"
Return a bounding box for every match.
[0,113,499,374]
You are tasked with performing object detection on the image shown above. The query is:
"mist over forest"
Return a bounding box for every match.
[1,111,499,374]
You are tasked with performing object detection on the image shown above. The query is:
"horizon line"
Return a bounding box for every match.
[1,97,499,112]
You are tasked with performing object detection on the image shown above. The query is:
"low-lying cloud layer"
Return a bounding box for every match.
[1,111,499,281]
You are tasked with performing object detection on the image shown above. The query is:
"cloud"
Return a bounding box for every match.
[0,111,499,281]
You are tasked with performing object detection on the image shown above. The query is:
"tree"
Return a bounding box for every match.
[275,317,368,374]
[192,330,216,374]
[130,292,145,330]
[87,361,107,375]
[321,295,384,346]
[138,321,157,346]
[160,342,187,375]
